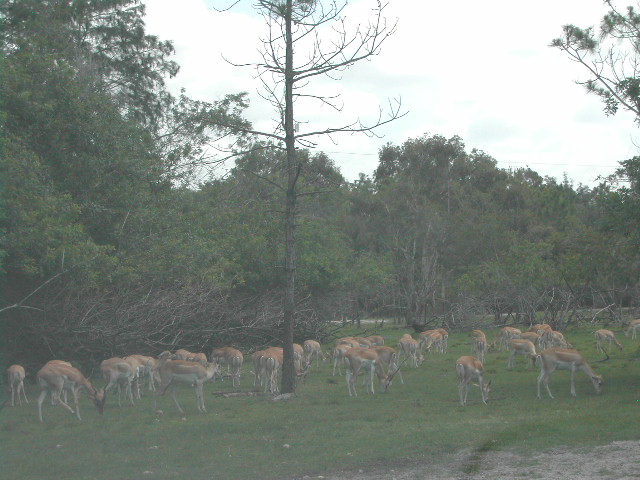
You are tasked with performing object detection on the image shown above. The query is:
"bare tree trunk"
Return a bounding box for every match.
[281,0,297,394]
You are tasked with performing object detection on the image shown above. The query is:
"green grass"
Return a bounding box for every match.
[2,324,639,480]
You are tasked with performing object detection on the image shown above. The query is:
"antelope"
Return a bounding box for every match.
[352,337,374,348]
[261,347,284,394]
[492,327,522,351]
[536,348,603,399]
[7,365,28,406]
[36,362,105,422]
[519,331,542,348]
[365,335,385,346]
[332,344,352,376]
[594,329,623,354]
[540,329,572,350]
[212,347,243,387]
[336,337,364,348]
[252,350,267,386]
[174,349,198,361]
[303,339,327,368]
[472,330,488,363]
[43,360,72,405]
[293,343,305,373]
[455,356,491,406]
[100,357,136,406]
[121,355,148,399]
[397,335,424,367]
[418,330,443,353]
[123,354,157,393]
[186,352,208,366]
[530,323,552,335]
[343,347,391,396]
[436,328,449,353]
[371,345,404,385]
[507,339,537,369]
[153,358,219,414]
[625,319,640,339]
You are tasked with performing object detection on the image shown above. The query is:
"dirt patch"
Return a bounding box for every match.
[305,440,640,479]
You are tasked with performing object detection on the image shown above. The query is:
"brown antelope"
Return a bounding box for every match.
[594,329,623,354]
[303,339,327,368]
[153,358,218,414]
[455,356,491,406]
[507,339,537,369]
[365,335,385,346]
[436,328,449,353]
[536,348,603,399]
[471,330,488,363]
[492,327,522,351]
[343,347,391,396]
[261,347,284,394]
[332,344,352,376]
[123,354,157,393]
[101,357,136,406]
[370,345,404,385]
[418,330,444,354]
[121,355,147,399]
[397,335,424,367]
[212,347,243,387]
[174,349,195,361]
[7,365,28,406]
[252,350,267,387]
[540,329,572,350]
[530,323,552,335]
[36,362,105,422]
[519,331,542,348]
[625,319,640,339]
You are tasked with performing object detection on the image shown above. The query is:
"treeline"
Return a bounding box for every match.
[2,0,640,369]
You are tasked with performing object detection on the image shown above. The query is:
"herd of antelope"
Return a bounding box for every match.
[6,319,640,420]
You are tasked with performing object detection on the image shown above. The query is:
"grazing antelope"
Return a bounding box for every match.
[212,347,243,387]
[252,350,267,387]
[540,329,572,350]
[418,330,444,354]
[370,345,404,385]
[123,354,157,393]
[343,347,391,396]
[471,330,488,363]
[303,339,327,368]
[455,356,491,406]
[397,335,424,367]
[365,335,385,346]
[507,339,537,369]
[153,358,218,414]
[36,362,105,422]
[121,355,147,399]
[101,357,136,406]
[594,329,623,354]
[436,328,449,353]
[293,343,305,373]
[519,331,542,348]
[625,319,640,339]
[529,323,552,335]
[536,348,603,399]
[174,349,195,361]
[332,344,352,376]
[492,327,521,351]
[7,365,28,406]
[261,347,284,394]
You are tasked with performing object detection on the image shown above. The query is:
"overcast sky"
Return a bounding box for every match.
[143,0,639,186]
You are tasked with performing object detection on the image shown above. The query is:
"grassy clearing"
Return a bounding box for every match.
[2,324,640,480]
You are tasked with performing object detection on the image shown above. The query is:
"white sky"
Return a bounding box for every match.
[143,0,639,186]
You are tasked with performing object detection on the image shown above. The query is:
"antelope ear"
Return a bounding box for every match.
[486,380,492,386]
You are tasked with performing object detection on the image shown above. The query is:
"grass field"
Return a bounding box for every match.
[1,323,639,480]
